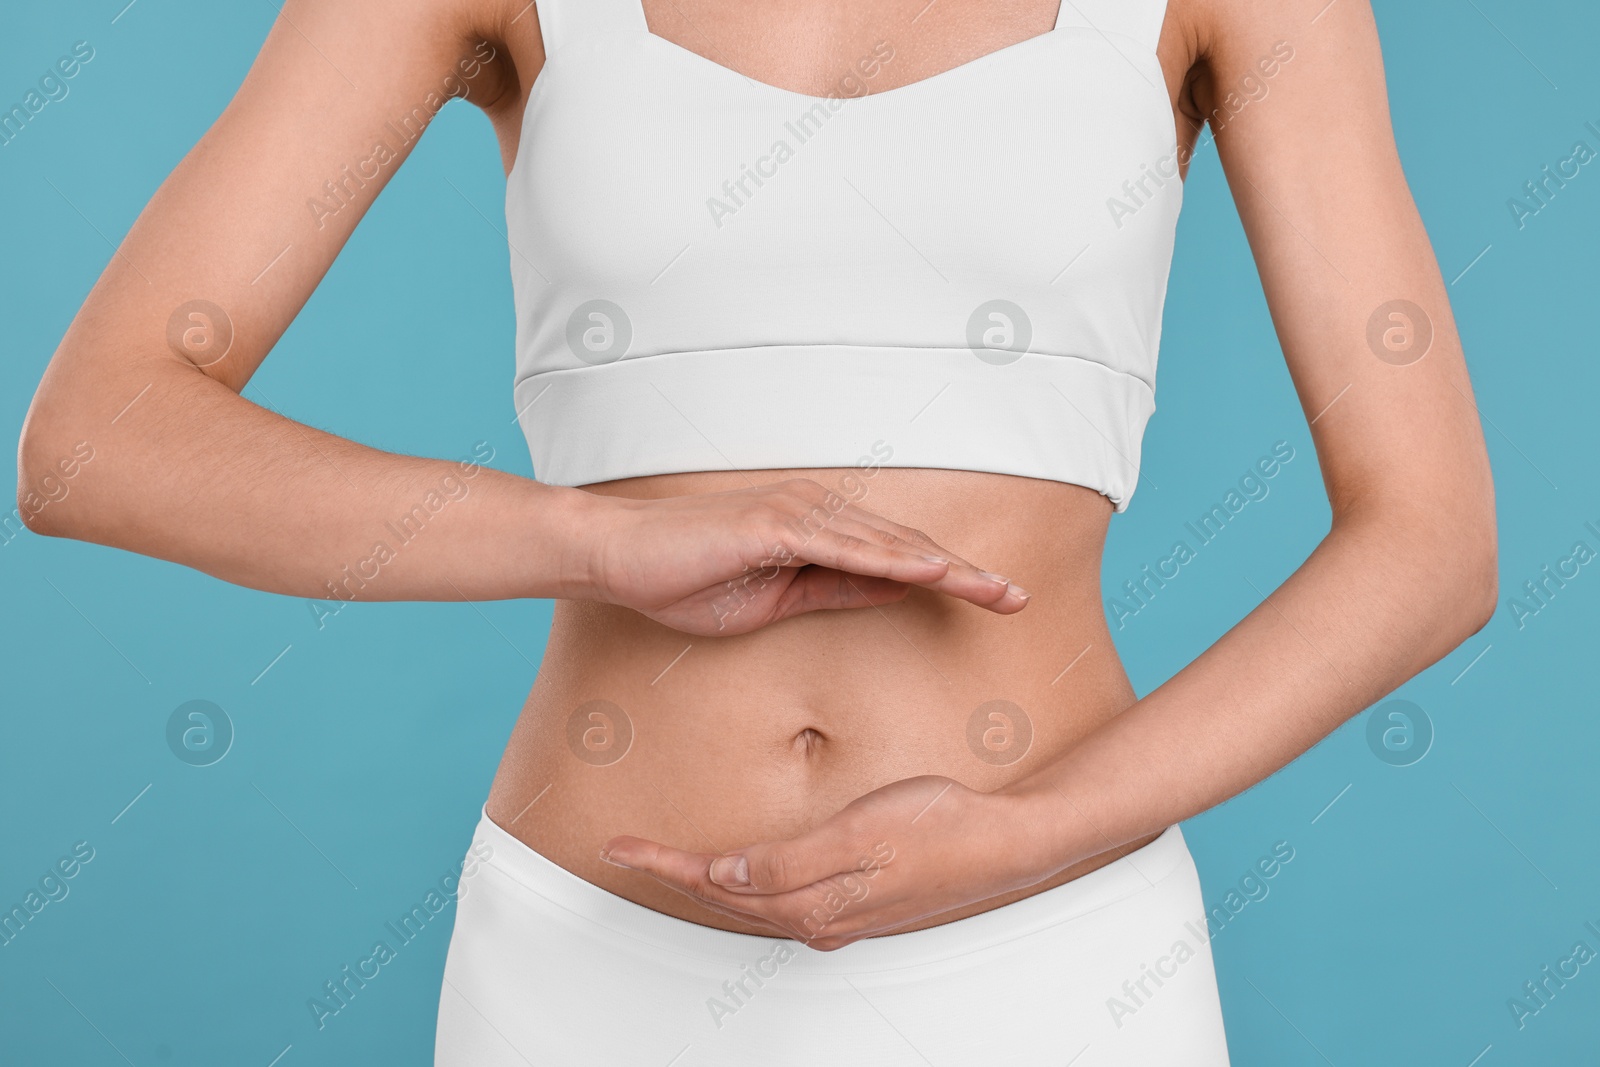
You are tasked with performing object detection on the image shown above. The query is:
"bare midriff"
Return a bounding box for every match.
[484,466,1158,936]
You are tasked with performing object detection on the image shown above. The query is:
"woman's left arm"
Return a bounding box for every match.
[599,0,1498,947]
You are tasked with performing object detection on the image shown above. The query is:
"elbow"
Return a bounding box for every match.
[15,406,99,541]
[4,488,39,545]
[1346,494,1498,647]
[1443,509,1499,641]
[1458,546,1499,638]
[1425,486,1501,641]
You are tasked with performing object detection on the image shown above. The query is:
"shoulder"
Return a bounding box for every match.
[1172,0,1385,140]
[295,0,530,113]
[1182,0,1379,73]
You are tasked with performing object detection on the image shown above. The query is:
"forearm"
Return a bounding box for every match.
[1000,505,1496,873]
[18,360,600,603]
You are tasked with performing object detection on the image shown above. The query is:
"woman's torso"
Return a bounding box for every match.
[478,0,1203,935]
[486,467,1148,934]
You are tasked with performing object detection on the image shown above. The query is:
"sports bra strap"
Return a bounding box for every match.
[534,0,649,56]
[1053,0,1171,52]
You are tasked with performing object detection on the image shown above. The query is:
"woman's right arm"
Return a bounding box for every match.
[16,0,591,604]
[17,0,1024,635]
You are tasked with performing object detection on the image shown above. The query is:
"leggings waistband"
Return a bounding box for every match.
[467,806,1193,977]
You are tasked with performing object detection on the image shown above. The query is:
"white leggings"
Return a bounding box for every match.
[435,809,1231,1065]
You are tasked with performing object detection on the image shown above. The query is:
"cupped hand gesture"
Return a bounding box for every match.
[583,478,1029,636]
[598,774,1057,949]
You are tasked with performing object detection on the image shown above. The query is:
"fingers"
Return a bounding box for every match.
[831,503,970,567]
[600,836,711,886]
[780,516,1030,613]
[599,837,800,936]
[600,831,879,943]
[709,833,861,896]
[756,482,1032,611]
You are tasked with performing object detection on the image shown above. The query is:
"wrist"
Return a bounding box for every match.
[531,482,622,601]
[992,776,1100,880]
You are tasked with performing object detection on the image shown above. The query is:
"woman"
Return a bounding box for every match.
[18,0,1496,1062]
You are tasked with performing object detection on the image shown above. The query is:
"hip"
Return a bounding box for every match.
[436,807,1230,1066]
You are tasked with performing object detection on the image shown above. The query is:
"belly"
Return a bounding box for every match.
[485,466,1139,933]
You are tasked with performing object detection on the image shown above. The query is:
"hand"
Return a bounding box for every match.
[597,776,1057,950]
[580,478,1031,636]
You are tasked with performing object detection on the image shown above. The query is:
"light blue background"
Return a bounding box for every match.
[2,1,1595,1064]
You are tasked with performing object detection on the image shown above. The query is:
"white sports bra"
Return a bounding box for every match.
[507,0,1180,511]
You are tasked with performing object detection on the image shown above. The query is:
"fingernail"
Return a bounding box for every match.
[922,555,949,565]
[599,849,635,870]
[710,855,749,886]
[1008,583,1031,600]
[979,570,1010,585]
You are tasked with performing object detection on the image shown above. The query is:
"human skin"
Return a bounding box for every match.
[18,0,1496,952]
